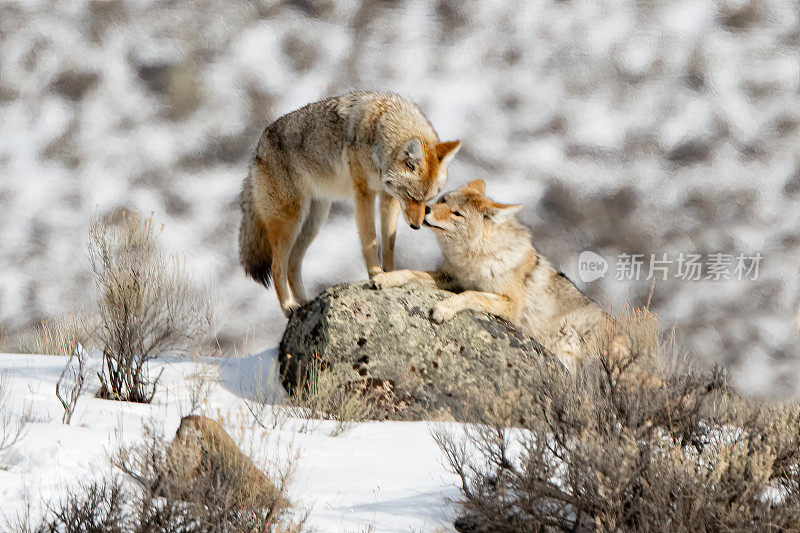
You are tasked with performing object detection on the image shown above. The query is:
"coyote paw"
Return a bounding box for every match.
[371,271,405,290]
[368,266,385,279]
[370,272,390,290]
[431,304,455,324]
[281,302,300,317]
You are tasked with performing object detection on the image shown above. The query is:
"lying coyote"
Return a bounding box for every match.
[372,179,626,370]
[239,92,461,314]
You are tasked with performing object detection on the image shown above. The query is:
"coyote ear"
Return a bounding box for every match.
[435,140,461,166]
[465,179,485,194]
[485,202,523,223]
[402,137,423,165]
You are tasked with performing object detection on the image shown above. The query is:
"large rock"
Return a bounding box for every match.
[278,281,555,420]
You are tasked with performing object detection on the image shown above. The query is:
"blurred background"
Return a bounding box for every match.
[1,0,798,393]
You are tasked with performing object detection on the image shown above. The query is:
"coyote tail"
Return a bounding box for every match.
[238,174,272,288]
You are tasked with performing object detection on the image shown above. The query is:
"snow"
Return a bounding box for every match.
[1,1,800,525]
[0,352,462,532]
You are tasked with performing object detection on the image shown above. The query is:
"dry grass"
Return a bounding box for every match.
[25,312,91,424]
[178,362,220,418]
[248,359,402,436]
[285,361,387,435]
[0,324,14,353]
[31,311,93,357]
[88,212,215,403]
[436,308,800,532]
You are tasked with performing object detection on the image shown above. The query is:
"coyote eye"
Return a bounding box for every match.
[452,211,463,217]
[405,160,415,171]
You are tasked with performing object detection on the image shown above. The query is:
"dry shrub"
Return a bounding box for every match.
[89,212,214,403]
[34,477,131,533]
[27,213,216,406]
[436,308,800,532]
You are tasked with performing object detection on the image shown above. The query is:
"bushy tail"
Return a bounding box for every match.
[239,176,273,288]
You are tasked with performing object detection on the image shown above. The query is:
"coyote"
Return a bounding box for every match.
[371,180,625,370]
[239,92,461,314]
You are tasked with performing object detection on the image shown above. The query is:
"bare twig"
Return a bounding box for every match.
[55,343,88,424]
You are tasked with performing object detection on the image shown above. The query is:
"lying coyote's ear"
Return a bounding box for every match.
[435,140,461,166]
[484,202,523,223]
[465,179,485,194]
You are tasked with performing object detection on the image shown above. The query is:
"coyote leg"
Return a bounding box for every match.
[288,199,331,304]
[265,202,307,315]
[379,192,401,272]
[432,291,520,324]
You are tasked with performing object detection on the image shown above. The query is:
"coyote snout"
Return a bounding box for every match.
[405,200,426,230]
[382,137,462,231]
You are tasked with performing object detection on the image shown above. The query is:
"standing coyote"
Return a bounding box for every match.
[371,180,625,370]
[239,92,461,314]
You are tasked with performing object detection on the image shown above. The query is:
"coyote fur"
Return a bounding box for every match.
[372,180,626,370]
[239,92,461,314]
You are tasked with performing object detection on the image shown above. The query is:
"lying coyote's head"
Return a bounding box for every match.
[382,138,461,229]
[424,179,523,244]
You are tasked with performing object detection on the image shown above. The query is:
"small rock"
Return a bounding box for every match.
[157,415,286,509]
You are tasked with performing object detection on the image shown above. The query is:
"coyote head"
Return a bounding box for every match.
[382,138,461,229]
[423,179,523,244]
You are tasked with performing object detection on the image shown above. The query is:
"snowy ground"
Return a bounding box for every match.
[0,352,462,532]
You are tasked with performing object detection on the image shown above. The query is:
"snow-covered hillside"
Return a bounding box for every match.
[0,352,462,532]
[1,1,799,387]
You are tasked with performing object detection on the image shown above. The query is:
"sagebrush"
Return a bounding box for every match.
[436,307,800,532]
[89,212,214,403]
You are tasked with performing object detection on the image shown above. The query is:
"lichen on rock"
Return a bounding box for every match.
[279,281,557,420]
